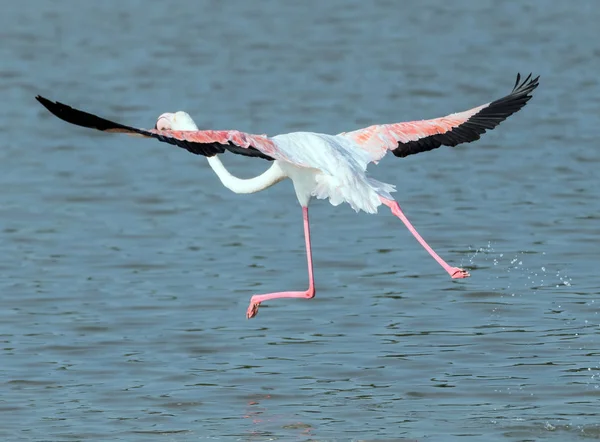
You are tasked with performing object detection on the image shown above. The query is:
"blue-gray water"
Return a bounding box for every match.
[1,1,599,440]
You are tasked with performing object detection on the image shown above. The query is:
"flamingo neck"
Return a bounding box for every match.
[206,156,286,194]
[163,114,286,194]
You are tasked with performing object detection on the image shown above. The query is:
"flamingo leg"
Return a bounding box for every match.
[379,197,470,279]
[246,206,315,319]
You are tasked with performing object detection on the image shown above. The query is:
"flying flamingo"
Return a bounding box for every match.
[36,73,539,318]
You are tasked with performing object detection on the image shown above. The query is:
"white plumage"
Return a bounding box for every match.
[271,131,396,213]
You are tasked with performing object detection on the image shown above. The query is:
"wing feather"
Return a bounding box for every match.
[35,96,281,161]
[340,73,539,160]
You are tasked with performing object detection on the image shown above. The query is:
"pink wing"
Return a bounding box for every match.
[35,96,285,162]
[341,73,539,161]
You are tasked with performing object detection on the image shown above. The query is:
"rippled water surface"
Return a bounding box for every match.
[2,1,599,440]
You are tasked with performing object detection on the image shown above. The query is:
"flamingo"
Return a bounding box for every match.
[36,73,539,318]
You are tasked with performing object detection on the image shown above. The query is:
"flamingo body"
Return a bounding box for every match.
[272,132,395,212]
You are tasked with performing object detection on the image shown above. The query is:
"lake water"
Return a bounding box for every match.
[1,1,599,440]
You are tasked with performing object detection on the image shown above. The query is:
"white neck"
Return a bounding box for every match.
[165,113,287,194]
[207,156,286,194]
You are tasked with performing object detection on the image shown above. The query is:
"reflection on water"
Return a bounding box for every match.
[1,0,600,440]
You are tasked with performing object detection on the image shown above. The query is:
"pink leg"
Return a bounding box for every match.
[246,206,315,319]
[380,197,470,279]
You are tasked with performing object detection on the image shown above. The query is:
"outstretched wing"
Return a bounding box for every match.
[340,73,539,161]
[35,96,286,162]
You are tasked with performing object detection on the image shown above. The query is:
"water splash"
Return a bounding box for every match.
[462,243,573,294]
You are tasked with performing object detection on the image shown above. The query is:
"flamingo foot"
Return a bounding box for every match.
[247,301,260,319]
[450,267,470,279]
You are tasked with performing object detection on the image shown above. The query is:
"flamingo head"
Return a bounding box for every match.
[155,111,199,131]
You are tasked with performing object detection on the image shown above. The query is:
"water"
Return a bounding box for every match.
[1,1,599,440]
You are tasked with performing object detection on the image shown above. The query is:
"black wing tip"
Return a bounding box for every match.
[512,72,540,95]
[498,72,540,112]
[35,94,126,132]
[35,95,68,109]
[35,94,80,121]
[35,95,60,112]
